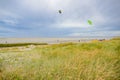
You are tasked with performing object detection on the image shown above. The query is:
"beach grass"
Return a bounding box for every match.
[0,39,120,80]
[0,43,48,48]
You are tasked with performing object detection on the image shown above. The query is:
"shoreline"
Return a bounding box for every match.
[0,37,112,44]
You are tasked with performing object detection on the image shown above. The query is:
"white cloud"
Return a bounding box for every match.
[19,0,71,11]
[0,26,16,32]
[0,0,119,37]
[52,20,93,28]
[0,8,22,26]
[1,19,18,25]
[17,0,108,28]
[0,8,21,19]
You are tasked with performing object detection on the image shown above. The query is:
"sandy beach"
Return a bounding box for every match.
[0,37,111,44]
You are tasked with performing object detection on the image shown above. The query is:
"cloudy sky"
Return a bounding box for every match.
[0,0,120,37]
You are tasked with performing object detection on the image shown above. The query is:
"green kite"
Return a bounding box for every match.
[88,20,92,25]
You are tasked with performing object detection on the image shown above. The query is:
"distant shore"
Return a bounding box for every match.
[0,37,113,44]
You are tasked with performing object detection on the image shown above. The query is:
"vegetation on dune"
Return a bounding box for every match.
[111,37,120,40]
[0,43,48,48]
[0,39,120,80]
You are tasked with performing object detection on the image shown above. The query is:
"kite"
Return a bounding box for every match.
[58,10,62,14]
[88,20,92,25]
[57,10,93,26]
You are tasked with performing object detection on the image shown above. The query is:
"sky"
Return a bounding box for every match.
[0,0,120,37]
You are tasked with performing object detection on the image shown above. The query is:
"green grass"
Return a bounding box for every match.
[111,37,120,40]
[0,43,48,48]
[0,40,120,80]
